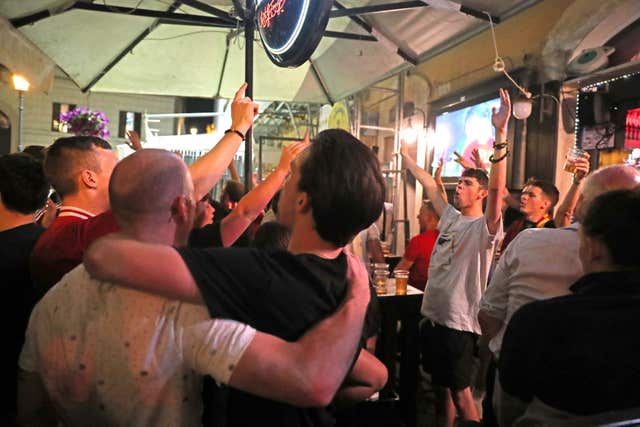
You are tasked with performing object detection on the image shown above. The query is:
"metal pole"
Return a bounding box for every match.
[18,91,24,152]
[244,0,254,191]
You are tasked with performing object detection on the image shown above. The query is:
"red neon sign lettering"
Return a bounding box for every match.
[259,0,286,29]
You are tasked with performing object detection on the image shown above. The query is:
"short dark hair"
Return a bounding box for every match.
[22,145,47,164]
[44,136,112,198]
[582,189,640,269]
[0,153,49,214]
[223,180,245,203]
[298,129,385,247]
[524,178,560,208]
[252,221,291,251]
[461,168,489,189]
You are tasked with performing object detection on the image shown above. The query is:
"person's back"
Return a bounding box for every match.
[0,153,49,424]
[20,265,252,426]
[500,269,640,419]
[481,224,582,356]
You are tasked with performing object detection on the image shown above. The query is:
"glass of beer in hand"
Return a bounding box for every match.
[563,147,586,173]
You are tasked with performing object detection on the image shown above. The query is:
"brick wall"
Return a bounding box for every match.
[0,70,182,152]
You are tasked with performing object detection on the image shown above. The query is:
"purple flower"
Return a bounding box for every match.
[59,107,111,139]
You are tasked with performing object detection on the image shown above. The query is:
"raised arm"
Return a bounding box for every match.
[400,142,448,217]
[228,159,241,183]
[189,83,259,200]
[485,88,511,234]
[433,157,448,203]
[125,130,144,151]
[84,234,204,303]
[220,137,309,246]
[553,153,590,227]
[228,251,377,407]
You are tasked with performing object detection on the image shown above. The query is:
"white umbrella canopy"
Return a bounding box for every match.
[1,0,539,102]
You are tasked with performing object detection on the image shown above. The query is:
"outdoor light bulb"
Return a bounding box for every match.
[190,127,198,135]
[12,75,30,92]
[513,98,532,120]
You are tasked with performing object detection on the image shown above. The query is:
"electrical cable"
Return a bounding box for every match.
[485,11,531,98]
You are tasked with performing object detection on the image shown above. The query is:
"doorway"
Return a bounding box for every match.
[0,111,10,154]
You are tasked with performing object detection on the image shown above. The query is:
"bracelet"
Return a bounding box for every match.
[489,150,510,163]
[493,140,508,150]
[224,128,246,140]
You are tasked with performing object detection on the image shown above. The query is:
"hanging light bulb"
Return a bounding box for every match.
[513,94,533,120]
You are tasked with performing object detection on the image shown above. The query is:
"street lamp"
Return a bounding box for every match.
[12,74,30,152]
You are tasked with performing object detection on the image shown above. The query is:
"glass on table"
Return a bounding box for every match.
[373,269,389,295]
[394,269,409,295]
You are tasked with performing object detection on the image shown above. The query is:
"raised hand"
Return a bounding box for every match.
[492,88,511,133]
[231,83,259,135]
[572,151,591,183]
[453,151,475,170]
[277,132,310,173]
[471,148,484,169]
[434,157,445,180]
[125,130,143,151]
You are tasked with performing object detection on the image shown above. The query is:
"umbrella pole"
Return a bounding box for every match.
[244,0,255,191]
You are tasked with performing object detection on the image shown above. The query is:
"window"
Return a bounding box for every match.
[118,111,142,138]
[52,102,77,132]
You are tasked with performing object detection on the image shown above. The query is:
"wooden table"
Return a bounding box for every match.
[375,281,423,427]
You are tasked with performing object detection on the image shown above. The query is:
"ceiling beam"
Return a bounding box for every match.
[72,3,235,28]
[309,59,334,105]
[329,1,425,18]
[332,1,417,65]
[82,1,186,93]
[323,31,376,42]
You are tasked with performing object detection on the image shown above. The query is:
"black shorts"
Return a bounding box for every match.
[420,319,477,391]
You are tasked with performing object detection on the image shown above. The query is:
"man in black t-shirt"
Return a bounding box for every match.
[0,153,50,425]
[85,129,389,427]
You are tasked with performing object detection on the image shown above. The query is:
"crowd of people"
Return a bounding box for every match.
[1,82,639,427]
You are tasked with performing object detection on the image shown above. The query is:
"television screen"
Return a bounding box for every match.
[433,97,501,177]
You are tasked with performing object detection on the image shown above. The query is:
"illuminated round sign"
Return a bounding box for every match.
[255,0,332,68]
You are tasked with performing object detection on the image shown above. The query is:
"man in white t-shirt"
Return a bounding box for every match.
[18,149,374,426]
[400,89,510,427]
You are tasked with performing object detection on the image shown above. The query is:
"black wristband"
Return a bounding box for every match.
[493,141,508,150]
[224,128,246,140]
[489,150,509,163]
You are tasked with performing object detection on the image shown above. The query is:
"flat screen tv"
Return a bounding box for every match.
[432,97,501,177]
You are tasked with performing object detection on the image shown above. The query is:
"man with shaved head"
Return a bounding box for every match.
[18,149,379,426]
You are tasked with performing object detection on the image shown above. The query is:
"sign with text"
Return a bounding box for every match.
[256,0,332,67]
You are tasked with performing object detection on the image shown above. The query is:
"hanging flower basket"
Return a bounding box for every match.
[60,107,110,139]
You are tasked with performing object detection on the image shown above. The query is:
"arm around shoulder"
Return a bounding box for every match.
[84,236,203,303]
